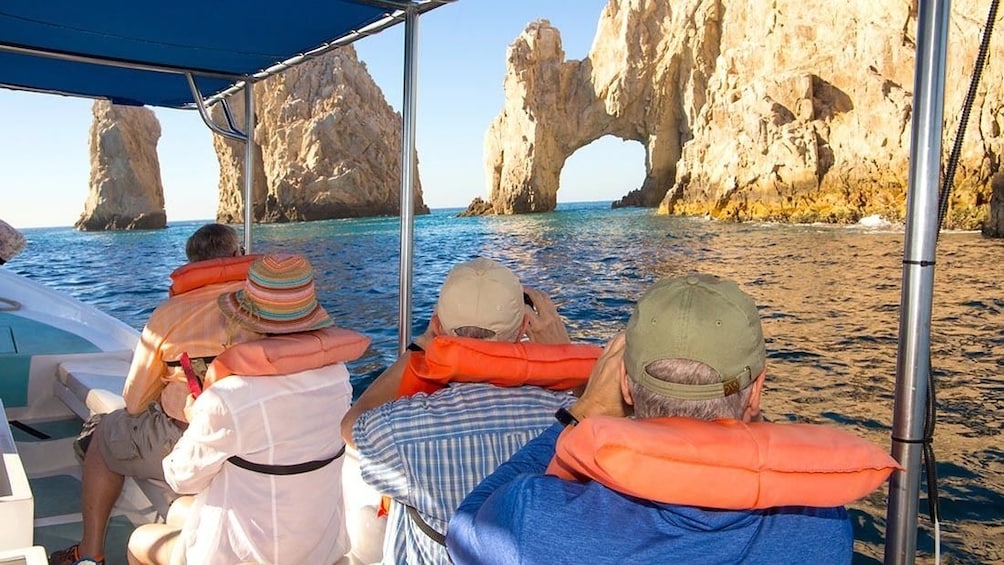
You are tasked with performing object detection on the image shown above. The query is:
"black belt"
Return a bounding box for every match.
[406,504,447,546]
[226,445,346,475]
[166,356,215,367]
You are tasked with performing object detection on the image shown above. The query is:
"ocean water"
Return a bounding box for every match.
[7,201,1003,563]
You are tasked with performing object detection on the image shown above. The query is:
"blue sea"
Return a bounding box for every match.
[7,201,1003,563]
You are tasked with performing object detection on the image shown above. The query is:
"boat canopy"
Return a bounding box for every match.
[0,0,449,108]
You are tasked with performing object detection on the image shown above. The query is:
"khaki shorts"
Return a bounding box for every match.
[96,403,184,479]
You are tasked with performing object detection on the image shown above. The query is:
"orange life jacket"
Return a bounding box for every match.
[545,416,900,510]
[203,326,371,387]
[395,336,603,397]
[168,254,260,297]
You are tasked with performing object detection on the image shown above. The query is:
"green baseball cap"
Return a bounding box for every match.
[624,274,766,400]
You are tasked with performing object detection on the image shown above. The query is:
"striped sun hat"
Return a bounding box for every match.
[218,254,333,335]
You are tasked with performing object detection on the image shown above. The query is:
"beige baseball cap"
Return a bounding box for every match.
[436,258,524,342]
[624,274,766,400]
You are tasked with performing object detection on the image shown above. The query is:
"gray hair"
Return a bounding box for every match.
[629,358,753,420]
[452,326,498,340]
[186,223,241,262]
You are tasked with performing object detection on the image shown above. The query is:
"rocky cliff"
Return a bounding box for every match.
[484,0,1003,229]
[215,45,428,223]
[984,173,1004,236]
[76,101,166,231]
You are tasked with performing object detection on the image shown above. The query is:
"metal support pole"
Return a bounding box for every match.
[242,82,255,252]
[884,1,950,563]
[186,73,248,142]
[396,7,419,355]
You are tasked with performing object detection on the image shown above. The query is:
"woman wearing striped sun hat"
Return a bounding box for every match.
[217,253,333,334]
[130,253,360,565]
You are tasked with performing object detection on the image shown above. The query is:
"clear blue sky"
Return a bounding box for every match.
[0,1,645,229]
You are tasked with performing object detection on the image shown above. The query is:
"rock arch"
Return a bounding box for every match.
[485,0,1003,230]
[484,2,718,213]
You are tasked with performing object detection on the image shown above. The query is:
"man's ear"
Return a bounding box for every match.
[619,363,635,407]
[742,371,766,422]
[514,312,531,341]
[429,313,445,336]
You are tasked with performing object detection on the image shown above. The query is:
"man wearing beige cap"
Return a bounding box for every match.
[342,257,577,565]
[447,274,856,564]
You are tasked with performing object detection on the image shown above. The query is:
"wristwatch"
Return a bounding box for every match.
[555,407,579,428]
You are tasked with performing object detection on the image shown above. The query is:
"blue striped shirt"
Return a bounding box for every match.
[354,382,575,565]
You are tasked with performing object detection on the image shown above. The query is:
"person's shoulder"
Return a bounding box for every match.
[176,278,244,297]
[149,278,241,314]
[484,473,578,519]
[447,382,574,407]
[443,381,567,397]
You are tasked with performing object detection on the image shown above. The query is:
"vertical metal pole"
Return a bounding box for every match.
[885,1,950,563]
[397,7,419,355]
[242,81,255,252]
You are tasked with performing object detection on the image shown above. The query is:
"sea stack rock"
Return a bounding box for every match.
[76,101,166,231]
[486,0,1003,228]
[215,45,428,223]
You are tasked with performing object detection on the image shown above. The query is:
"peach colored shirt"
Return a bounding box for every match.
[121,280,261,421]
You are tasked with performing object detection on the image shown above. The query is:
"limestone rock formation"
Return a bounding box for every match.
[77,101,166,230]
[459,197,494,217]
[211,93,269,224]
[214,45,428,223]
[983,172,1004,237]
[486,0,1003,229]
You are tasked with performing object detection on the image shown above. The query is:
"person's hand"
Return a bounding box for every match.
[182,393,197,424]
[569,333,630,420]
[523,287,571,344]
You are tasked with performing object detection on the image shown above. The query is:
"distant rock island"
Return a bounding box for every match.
[213,45,428,223]
[477,0,1003,232]
[76,101,166,231]
[76,45,426,230]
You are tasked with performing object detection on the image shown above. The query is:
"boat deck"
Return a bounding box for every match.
[0,311,101,409]
[12,420,136,564]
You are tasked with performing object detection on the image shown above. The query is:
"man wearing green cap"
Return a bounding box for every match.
[447,274,854,564]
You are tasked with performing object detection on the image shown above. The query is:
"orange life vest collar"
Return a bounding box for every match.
[396,336,602,398]
[168,254,260,297]
[204,326,371,388]
[545,416,900,510]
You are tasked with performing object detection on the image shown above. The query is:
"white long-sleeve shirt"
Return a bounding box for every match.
[164,363,352,565]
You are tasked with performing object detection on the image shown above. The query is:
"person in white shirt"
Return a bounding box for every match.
[127,254,358,565]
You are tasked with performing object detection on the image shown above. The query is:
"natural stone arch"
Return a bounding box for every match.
[559,135,648,203]
[484,2,718,214]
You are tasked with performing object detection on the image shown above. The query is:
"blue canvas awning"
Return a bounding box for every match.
[0,0,449,108]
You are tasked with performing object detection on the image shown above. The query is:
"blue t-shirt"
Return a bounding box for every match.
[448,423,853,565]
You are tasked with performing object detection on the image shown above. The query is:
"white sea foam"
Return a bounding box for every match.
[857,214,896,228]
